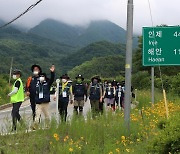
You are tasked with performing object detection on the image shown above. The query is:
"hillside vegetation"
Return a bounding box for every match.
[61,41,126,72]
[68,55,125,80]
[29,19,130,47]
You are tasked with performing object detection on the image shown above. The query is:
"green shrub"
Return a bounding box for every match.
[0,75,10,105]
[155,73,180,95]
[171,73,180,95]
[147,113,180,154]
[132,71,151,89]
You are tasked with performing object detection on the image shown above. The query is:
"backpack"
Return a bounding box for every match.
[26,76,32,91]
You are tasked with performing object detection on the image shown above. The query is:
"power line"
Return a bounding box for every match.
[0,0,43,29]
[147,0,165,91]
[147,0,154,27]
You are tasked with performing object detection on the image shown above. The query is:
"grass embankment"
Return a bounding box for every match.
[0,76,10,106]
[0,90,180,154]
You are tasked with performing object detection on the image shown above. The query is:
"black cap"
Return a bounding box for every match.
[112,80,117,86]
[13,69,21,76]
[91,75,101,82]
[31,64,42,73]
[60,74,70,80]
[39,73,47,79]
[75,74,84,81]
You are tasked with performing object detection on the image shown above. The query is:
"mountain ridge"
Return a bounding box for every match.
[28,19,134,47]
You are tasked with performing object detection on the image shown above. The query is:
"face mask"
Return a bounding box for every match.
[33,71,39,75]
[12,75,17,80]
[62,79,67,83]
[40,77,45,82]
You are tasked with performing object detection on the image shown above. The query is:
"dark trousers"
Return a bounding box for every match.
[30,98,36,121]
[58,98,69,122]
[12,102,22,131]
[90,100,100,119]
[115,97,124,108]
[99,101,104,114]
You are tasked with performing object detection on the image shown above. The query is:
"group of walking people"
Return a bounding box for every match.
[8,64,126,131]
[8,64,55,130]
[87,76,125,118]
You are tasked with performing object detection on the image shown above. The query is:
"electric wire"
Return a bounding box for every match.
[0,0,43,29]
[147,0,165,91]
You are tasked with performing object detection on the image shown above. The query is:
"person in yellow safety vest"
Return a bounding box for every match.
[8,70,24,131]
[54,74,73,122]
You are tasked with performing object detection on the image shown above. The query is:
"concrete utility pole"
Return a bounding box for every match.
[124,0,134,133]
[151,67,155,105]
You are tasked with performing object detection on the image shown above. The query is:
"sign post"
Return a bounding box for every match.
[151,67,154,105]
[143,26,180,118]
[143,26,180,66]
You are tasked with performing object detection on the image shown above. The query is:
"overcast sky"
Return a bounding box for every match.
[0,0,179,34]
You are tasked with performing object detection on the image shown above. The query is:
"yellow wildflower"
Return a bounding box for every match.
[116,148,120,153]
[69,148,73,152]
[53,133,58,138]
[65,135,69,140]
[78,146,82,150]
[121,136,125,140]
[56,137,59,141]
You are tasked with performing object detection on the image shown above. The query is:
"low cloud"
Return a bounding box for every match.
[0,0,179,34]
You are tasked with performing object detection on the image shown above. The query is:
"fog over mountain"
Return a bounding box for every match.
[0,0,180,34]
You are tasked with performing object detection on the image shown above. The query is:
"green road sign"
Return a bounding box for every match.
[143,26,180,66]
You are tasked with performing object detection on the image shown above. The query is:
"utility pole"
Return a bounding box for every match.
[9,57,13,85]
[124,0,134,134]
[151,67,155,105]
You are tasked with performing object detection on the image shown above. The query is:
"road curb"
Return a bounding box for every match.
[0,103,12,110]
[0,97,29,111]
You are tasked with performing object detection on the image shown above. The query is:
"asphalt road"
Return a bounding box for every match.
[0,97,91,134]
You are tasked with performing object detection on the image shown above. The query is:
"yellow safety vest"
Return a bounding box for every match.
[10,78,24,103]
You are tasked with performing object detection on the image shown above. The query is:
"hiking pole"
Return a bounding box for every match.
[56,79,60,123]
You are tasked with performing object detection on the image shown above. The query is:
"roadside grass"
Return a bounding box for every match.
[135,89,180,108]
[0,90,179,154]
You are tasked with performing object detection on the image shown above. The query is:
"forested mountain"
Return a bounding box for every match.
[0,34,125,78]
[0,19,128,79]
[0,39,66,76]
[29,19,80,46]
[29,19,138,47]
[68,55,125,79]
[60,41,126,72]
[0,23,75,76]
[0,26,75,53]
